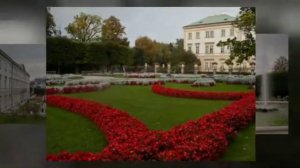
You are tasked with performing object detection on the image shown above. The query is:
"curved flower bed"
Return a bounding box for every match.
[46,85,255,161]
[152,84,250,100]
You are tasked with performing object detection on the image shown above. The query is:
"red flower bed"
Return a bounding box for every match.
[46,87,61,95]
[46,84,255,161]
[152,84,251,100]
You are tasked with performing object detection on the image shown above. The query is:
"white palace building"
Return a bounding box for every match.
[183,14,255,73]
[0,49,30,113]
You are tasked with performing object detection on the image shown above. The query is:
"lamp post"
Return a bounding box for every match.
[154,63,159,74]
[181,63,185,74]
[228,63,233,76]
[167,63,171,74]
[212,62,218,75]
[250,62,255,75]
[194,64,198,74]
[144,63,148,73]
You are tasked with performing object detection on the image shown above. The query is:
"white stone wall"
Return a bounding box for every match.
[183,22,254,73]
[0,52,30,113]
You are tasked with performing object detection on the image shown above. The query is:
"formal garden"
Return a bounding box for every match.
[45,7,256,161]
[46,73,255,161]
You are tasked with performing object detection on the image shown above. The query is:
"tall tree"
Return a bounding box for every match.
[87,42,109,71]
[135,36,158,64]
[273,56,288,72]
[175,38,184,49]
[217,7,255,64]
[47,37,74,73]
[47,37,88,74]
[101,16,129,46]
[65,12,102,42]
[46,8,57,37]
[132,47,145,66]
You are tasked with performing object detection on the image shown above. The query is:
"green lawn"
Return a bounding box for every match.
[47,83,255,160]
[65,85,233,130]
[221,123,255,161]
[47,106,107,154]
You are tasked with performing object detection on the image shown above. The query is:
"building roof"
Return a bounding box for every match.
[0,49,30,77]
[184,14,236,28]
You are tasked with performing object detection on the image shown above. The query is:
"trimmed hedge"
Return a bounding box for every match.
[256,71,288,98]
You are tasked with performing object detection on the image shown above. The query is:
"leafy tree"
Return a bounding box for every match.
[132,47,145,66]
[72,42,88,73]
[87,42,109,70]
[46,8,57,36]
[65,12,102,42]
[94,41,133,71]
[47,37,88,74]
[155,42,172,64]
[217,7,255,64]
[273,56,288,72]
[175,38,184,49]
[102,16,129,46]
[47,37,74,73]
[135,36,158,64]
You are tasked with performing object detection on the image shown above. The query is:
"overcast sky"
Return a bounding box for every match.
[256,34,289,75]
[50,7,240,46]
[0,44,46,80]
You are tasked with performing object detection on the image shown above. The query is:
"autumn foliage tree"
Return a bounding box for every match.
[65,12,102,42]
[101,16,129,46]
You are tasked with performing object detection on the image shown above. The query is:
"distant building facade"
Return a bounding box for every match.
[183,14,255,73]
[0,49,30,113]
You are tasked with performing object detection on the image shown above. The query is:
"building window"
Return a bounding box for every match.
[206,31,214,38]
[205,31,210,38]
[221,29,226,37]
[196,32,200,39]
[195,43,200,54]
[230,28,234,36]
[221,45,225,54]
[227,44,232,52]
[210,46,214,53]
[187,43,192,52]
[205,45,209,54]
[210,62,213,70]
[205,62,208,70]
[210,31,214,38]
[220,63,225,72]
[188,33,192,40]
[205,43,214,54]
